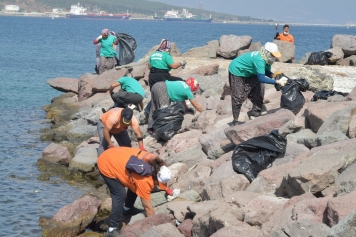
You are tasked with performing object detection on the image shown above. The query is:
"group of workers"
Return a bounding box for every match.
[94,27,291,237]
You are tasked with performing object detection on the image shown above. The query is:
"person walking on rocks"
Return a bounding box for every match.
[94,29,119,74]
[147,78,203,134]
[274,24,294,44]
[107,76,145,111]
[98,147,171,237]
[97,107,145,156]
[228,42,288,126]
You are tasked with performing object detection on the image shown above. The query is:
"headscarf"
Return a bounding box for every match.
[109,31,116,36]
[158,39,171,52]
[102,29,109,35]
[186,77,199,96]
[260,46,275,65]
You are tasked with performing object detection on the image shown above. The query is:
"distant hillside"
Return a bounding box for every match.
[1,0,273,22]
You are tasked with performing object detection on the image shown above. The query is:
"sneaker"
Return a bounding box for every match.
[105,228,120,237]
[122,207,144,218]
[247,110,261,119]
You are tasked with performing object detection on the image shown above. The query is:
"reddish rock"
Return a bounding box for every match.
[212,151,233,171]
[348,114,356,138]
[223,191,261,208]
[42,142,71,165]
[167,201,193,222]
[292,196,331,223]
[47,77,79,94]
[346,85,356,101]
[167,163,189,186]
[130,64,146,80]
[186,64,219,76]
[326,189,356,227]
[191,110,217,132]
[141,223,184,237]
[225,109,295,144]
[91,68,129,92]
[165,130,202,154]
[78,73,97,102]
[177,219,193,237]
[308,137,356,156]
[263,88,281,104]
[210,224,260,237]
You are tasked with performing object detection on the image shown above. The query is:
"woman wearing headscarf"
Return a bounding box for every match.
[98,147,171,237]
[94,29,119,74]
[147,78,203,134]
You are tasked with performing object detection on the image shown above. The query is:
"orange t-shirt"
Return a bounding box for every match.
[97,147,155,200]
[277,33,294,44]
[100,108,139,134]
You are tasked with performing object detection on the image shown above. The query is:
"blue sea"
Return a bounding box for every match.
[0,16,355,236]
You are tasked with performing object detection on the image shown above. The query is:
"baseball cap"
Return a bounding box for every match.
[157,166,172,190]
[264,42,281,58]
[121,108,133,125]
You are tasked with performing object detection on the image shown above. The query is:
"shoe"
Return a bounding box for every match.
[105,228,120,237]
[122,207,144,218]
[247,110,261,119]
[230,121,242,127]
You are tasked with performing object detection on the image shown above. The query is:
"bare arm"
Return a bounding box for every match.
[168,62,182,69]
[113,37,119,45]
[132,123,144,148]
[189,99,203,112]
[141,198,155,216]
[103,126,114,147]
[107,81,120,94]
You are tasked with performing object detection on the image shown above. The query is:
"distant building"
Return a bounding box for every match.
[4,5,20,12]
[53,8,63,13]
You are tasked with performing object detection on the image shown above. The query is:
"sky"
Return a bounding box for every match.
[152,0,356,24]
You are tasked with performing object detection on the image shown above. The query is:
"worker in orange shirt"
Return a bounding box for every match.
[97,147,172,237]
[274,24,294,44]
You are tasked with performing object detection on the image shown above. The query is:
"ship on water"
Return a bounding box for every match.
[66,3,130,20]
[163,9,212,23]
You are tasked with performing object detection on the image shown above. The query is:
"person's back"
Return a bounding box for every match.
[228,51,270,78]
[149,51,174,71]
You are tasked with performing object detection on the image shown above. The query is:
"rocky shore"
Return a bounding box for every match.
[38,34,356,237]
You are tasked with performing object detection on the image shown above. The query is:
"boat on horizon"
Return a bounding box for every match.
[66,3,130,20]
[163,9,212,23]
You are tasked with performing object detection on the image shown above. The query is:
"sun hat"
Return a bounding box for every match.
[121,108,133,125]
[264,42,281,58]
[157,166,172,190]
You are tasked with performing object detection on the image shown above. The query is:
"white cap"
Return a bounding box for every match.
[157,166,172,184]
[264,42,281,58]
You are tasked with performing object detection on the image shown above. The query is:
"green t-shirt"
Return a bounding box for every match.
[118,76,145,98]
[149,51,174,71]
[99,35,117,57]
[165,81,194,102]
[228,51,271,77]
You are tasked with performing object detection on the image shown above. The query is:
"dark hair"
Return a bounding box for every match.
[148,157,165,182]
[283,24,290,29]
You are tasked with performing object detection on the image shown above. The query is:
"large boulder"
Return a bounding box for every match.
[185,64,219,76]
[140,223,184,237]
[177,219,193,237]
[39,195,101,237]
[191,74,226,97]
[210,225,260,237]
[335,162,356,196]
[326,189,356,227]
[143,42,181,58]
[273,40,296,63]
[182,40,219,58]
[216,35,252,59]
[91,68,129,92]
[327,210,356,237]
[78,73,98,102]
[331,34,356,57]
[47,78,79,94]
[326,46,345,63]
[41,142,72,165]
[166,201,193,223]
[291,196,330,223]
[69,147,98,172]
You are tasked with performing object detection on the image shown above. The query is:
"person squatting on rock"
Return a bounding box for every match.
[107,76,145,111]
[228,42,288,126]
[94,29,119,74]
[144,39,187,116]
[147,78,204,134]
[97,147,172,237]
[274,24,294,44]
[97,107,145,156]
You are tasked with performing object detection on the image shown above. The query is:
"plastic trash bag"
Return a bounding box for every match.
[311,90,349,101]
[152,102,185,141]
[305,51,333,65]
[116,32,137,66]
[231,130,287,182]
[275,75,309,114]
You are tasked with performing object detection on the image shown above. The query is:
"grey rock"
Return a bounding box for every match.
[335,163,356,196]
[267,220,330,237]
[331,34,356,57]
[69,147,98,172]
[326,46,345,63]
[191,74,226,97]
[286,128,316,145]
[163,144,208,168]
[299,52,311,65]
[141,223,184,237]
[182,40,219,58]
[217,35,252,59]
[179,189,202,202]
[304,130,349,149]
[47,77,79,94]
[134,191,167,209]
[273,40,296,63]
[317,106,356,135]
[327,210,356,237]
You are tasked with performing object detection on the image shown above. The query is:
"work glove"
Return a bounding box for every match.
[277,76,288,87]
[180,60,187,69]
[185,107,195,114]
[96,35,102,41]
[273,71,283,78]
[139,145,147,152]
[166,188,173,196]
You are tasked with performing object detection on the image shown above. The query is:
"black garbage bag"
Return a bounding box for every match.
[305,51,333,65]
[275,74,309,114]
[152,102,185,141]
[231,129,287,182]
[311,90,349,101]
[116,33,137,66]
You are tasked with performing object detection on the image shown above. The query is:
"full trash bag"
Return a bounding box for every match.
[231,129,287,182]
[305,51,333,65]
[275,74,309,114]
[116,33,137,66]
[152,102,185,141]
[311,90,349,101]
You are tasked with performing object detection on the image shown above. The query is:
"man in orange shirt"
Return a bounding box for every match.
[97,107,145,156]
[97,147,171,237]
[275,24,294,44]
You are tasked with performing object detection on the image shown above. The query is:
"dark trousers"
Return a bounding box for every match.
[111,89,143,109]
[229,72,264,121]
[101,174,137,228]
[148,69,183,90]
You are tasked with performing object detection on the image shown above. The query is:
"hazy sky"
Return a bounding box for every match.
[153,0,356,24]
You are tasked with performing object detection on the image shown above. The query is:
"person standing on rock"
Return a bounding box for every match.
[94,29,119,74]
[147,78,204,134]
[274,24,295,44]
[144,39,187,117]
[107,76,145,111]
[98,147,171,237]
[97,107,145,156]
[228,42,288,126]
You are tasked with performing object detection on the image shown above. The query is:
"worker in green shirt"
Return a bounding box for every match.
[228,42,288,126]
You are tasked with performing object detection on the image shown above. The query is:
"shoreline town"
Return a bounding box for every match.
[37,31,356,237]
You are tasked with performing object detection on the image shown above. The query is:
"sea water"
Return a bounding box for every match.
[0,16,355,236]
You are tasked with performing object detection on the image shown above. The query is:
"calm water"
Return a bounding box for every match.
[0,16,355,236]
